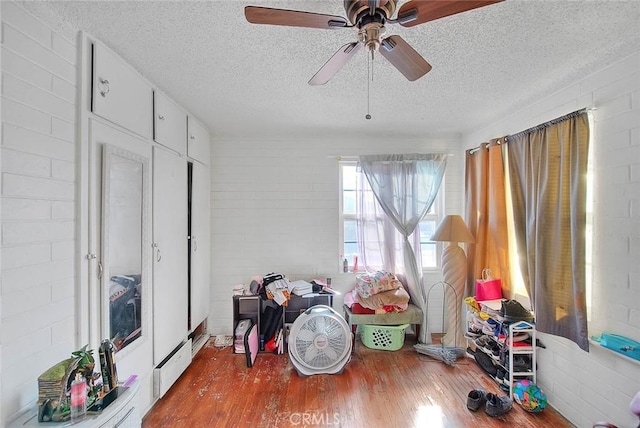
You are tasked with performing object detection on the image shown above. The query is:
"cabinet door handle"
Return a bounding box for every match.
[158,114,165,120]
[99,78,110,97]
[98,261,103,280]
[190,135,195,140]
[152,243,161,262]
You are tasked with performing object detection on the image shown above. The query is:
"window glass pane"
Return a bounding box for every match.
[419,220,436,242]
[343,190,356,215]
[421,242,437,268]
[343,165,356,190]
[343,243,359,261]
[344,219,357,243]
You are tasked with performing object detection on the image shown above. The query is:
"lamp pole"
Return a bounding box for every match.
[440,242,467,347]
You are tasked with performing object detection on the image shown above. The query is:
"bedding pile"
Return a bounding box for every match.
[346,271,410,313]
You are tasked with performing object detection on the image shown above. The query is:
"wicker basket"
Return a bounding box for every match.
[361,324,409,351]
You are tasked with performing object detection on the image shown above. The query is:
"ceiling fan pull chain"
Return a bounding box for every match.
[366,51,372,120]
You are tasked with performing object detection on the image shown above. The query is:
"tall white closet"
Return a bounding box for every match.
[80,34,211,413]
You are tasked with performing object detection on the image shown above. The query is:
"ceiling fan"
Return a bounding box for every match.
[245,0,503,85]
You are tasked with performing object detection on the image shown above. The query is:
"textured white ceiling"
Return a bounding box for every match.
[26,0,640,140]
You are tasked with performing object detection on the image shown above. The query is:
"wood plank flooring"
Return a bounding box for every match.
[142,335,574,427]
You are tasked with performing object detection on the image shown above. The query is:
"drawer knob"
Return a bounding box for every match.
[158,114,165,120]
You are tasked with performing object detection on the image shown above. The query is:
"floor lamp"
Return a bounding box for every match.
[431,215,475,347]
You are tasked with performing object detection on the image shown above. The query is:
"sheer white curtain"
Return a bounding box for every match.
[357,153,447,344]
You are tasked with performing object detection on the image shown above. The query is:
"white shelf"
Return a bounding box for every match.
[466,313,536,399]
[507,320,536,399]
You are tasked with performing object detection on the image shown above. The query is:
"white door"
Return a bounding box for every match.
[190,162,210,329]
[154,91,187,156]
[152,146,188,365]
[87,119,153,389]
[187,116,210,165]
[92,41,152,139]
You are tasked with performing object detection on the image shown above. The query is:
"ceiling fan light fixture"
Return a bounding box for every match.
[360,23,385,52]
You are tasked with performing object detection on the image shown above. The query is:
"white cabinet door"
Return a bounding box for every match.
[187,116,210,165]
[92,41,152,139]
[190,162,210,329]
[154,91,187,156]
[152,146,188,365]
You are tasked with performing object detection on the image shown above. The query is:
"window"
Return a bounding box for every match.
[340,161,443,271]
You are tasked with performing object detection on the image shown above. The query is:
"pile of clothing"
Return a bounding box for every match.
[345,271,410,314]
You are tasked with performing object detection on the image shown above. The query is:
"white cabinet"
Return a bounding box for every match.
[187,116,210,165]
[92,41,152,139]
[154,91,187,156]
[152,146,188,365]
[189,161,210,329]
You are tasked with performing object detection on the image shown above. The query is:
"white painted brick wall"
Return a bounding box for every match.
[209,136,462,336]
[465,49,640,428]
[0,1,76,424]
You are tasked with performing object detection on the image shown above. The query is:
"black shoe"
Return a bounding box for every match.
[500,299,534,322]
[473,350,498,376]
[467,389,487,412]
[485,392,513,417]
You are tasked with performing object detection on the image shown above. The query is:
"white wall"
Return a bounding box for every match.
[208,136,464,336]
[1,1,77,423]
[464,50,640,427]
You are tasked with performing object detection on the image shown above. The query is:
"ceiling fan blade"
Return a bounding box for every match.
[397,0,503,28]
[309,42,363,85]
[245,6,349,29]
[379,35,432,81]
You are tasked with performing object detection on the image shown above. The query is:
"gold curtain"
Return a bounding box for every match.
[507,111,590,351]
[464,138,511,298]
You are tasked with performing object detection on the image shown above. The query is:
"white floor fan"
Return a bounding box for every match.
[288,305,352,376]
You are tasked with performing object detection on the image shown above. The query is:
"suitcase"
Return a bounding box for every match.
[244,323,259,368]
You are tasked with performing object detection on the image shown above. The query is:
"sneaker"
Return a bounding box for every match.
[495,369,512,389]
[473,350,498,376]
[485,392,513,417]
[500,299,534,323]
[467,389,487,412]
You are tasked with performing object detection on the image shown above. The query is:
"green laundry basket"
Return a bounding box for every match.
[361,324,410,351]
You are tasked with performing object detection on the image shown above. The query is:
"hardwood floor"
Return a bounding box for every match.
[142,335,574,427]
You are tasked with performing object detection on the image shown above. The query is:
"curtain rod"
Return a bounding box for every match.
[505,108,588,142]
[467,137,505,155]
[328,153,454,161]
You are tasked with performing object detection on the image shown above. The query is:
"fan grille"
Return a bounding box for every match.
[291,313,348,371]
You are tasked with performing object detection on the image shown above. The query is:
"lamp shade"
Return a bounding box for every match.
[431,215,475,243]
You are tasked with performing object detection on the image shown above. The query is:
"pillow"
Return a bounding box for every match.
[355,271,402,298]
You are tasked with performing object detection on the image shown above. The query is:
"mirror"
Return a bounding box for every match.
[101,145,147,352]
